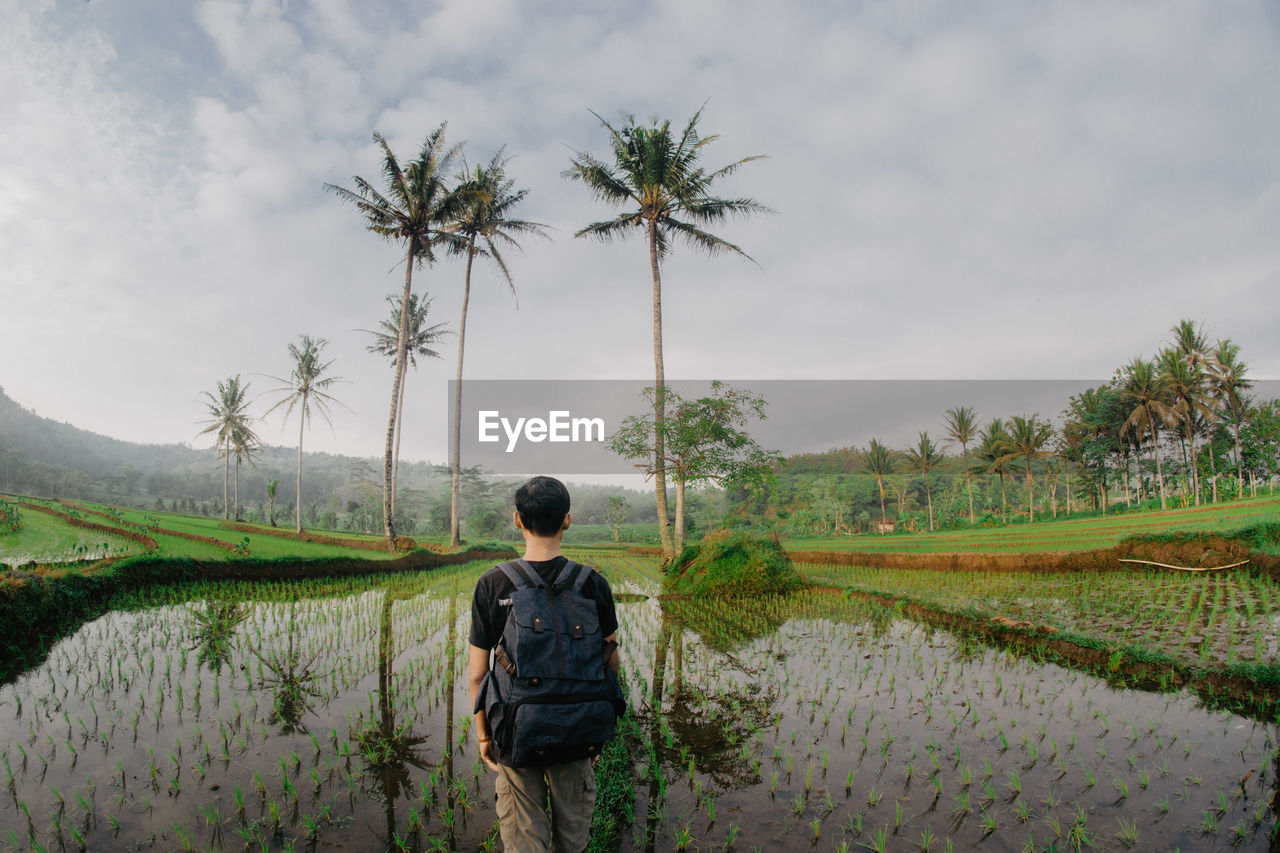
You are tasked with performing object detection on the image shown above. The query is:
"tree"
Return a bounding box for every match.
[973,419,1014,523]
[266,336,345,534]
[609,382,779,553]
[1157,346,1214,505]
[864,438,895,526]
[1007,414,1053,522]
[196,375,256,521]
[361,291,449,517]
[444,149,548,549]
[266,478,280,527]
[943,405,978,524]
[605,495,629,542]
[902,432,944,531]
[229,419,260,521]
[326,126,465,550]
[1210,338,1252,498]
[1121,358,1172,509]
[565,107,770,561]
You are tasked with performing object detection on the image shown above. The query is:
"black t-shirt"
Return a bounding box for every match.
[468,556,619,651]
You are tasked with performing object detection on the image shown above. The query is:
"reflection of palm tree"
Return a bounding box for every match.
[187,599,247,673]
[254,603,323,734]
[354,589,431,850]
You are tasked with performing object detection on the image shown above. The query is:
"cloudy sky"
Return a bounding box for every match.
[2,0,1278,467]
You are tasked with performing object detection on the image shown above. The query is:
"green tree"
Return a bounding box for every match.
[196,375,256,521]
[609,382,779,553]
[902,432,944,531]
[943,405,978,524]
[1210,338,1252,498]
[1157,346,1214,505]
[229,419,260,521]
[325,126,464,550]
[1007,414,1053,522]
[973,419,1014,522]
[864,438,895,526]
[1121,358,1172,510]
[362,291,449,518]
[565,107,770,561]
[444,149,548,549]
[266,478,280,527]
[266,336,345,534]
[605,495,629,542]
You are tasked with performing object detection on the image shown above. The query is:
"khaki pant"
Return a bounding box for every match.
[495,758,596,853]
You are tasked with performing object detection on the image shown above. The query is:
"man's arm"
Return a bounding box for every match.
[604,633,619,673]
[468,644,501,772]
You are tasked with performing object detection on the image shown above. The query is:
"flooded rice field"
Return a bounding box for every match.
[0,554,1277,851]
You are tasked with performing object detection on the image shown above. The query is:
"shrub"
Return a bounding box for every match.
[0,501,21,535]
[666,529,803,598]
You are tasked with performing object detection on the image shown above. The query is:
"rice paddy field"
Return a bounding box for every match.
[794,493,1280,554]
[1,550,1278,851]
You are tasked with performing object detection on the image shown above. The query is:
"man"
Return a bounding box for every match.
[468,475,620,852]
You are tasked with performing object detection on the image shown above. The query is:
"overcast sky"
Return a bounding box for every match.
[2,0,1278,468]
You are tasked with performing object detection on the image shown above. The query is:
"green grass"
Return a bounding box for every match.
[0,504,146,566]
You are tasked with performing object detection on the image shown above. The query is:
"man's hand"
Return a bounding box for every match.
[479,738,501,773]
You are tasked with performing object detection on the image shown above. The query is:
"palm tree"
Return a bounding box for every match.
[1007,415,1053,522]
[229,420,261,521]
[564,107,770,560]
[864,438,895,526]
[266,336,345,534]
[1210,338,1252,498]
[1121,358,1173,509]
[266,478,280,527]
[973,419,1014,523]
[903,432,944,531]
[325,126,465,550]
[443,150,548,548]
[1157,347,1214,505]
[197,375,255,520]
[943,405,978,524]
[362,292,449,517]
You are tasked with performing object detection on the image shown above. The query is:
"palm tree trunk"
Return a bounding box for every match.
[648,222,673,560]
[1186,424,1200,506]
[234,455,241,521]
[925,477,934,531]
[1025,461,1035,523]
[999,471,1007,523]
[877,476,886,525]
[1234,422,1244,499]
[674,477,686,554]
[451,238,476,550]
[393,365,406,518]
[296,410,305,533]
[223,447,230,520]
[1065,464,1072,515]
[383,244,415,551]
[962,446,974,524]
[1147,410,1166,510]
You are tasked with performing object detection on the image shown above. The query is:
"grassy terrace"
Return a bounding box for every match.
[788,493,1280,553]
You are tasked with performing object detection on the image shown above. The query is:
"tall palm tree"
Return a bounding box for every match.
[564,107,771,560]
[864,438,895,525]
[973,419,1014,523]
[266,336,345,534]
[943,405,978,524]
[362,292,449,517]
[1210,338,1252,498]
[1007,414,1053,522]
[197,375,255,520]
[325,126,465,550]
[1121,358,1172,510]
[1157,347,1214,505]
[443,150,548,548]
[903,432,944,531]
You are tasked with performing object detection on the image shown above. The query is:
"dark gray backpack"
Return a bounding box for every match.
[476,558,625,768]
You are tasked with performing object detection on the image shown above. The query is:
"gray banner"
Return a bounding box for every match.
[447,379,1280,475]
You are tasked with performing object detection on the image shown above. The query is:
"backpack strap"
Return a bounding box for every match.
[498,559,545,590]
[572,562,596,595]
[552,559,587,594]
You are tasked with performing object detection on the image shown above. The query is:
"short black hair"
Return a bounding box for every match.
[514,476,571,537]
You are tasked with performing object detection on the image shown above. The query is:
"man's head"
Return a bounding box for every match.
[514,476,571,537]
